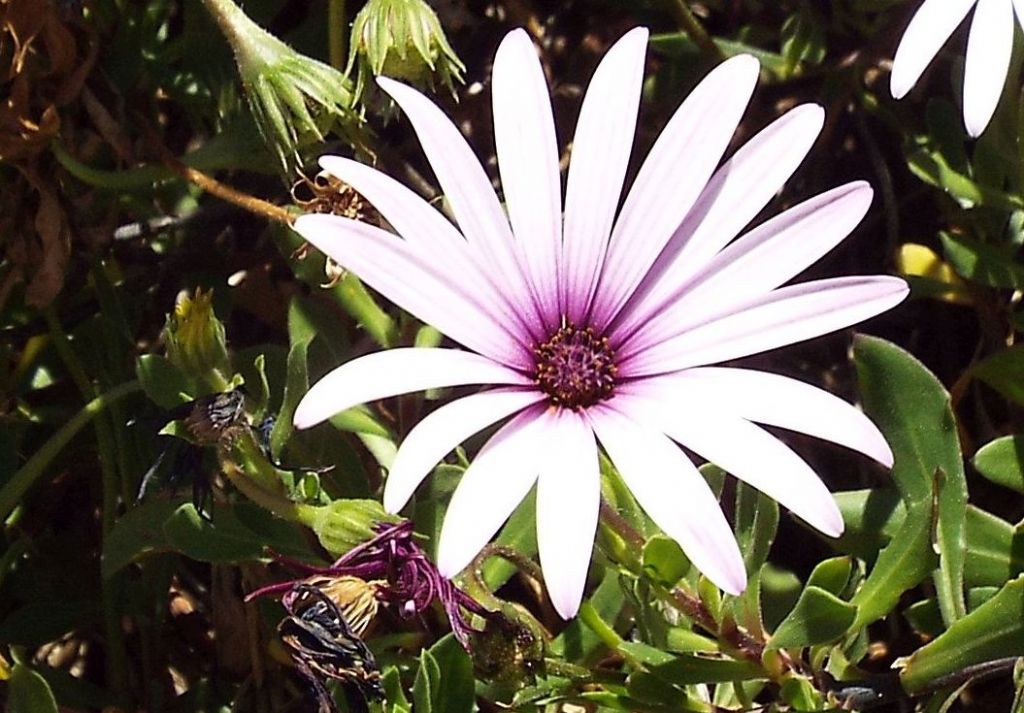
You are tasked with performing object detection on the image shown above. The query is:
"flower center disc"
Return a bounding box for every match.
[534,322,617,409]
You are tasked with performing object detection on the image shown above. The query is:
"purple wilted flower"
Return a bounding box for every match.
[249,521,486,648]
[292,28,908,619]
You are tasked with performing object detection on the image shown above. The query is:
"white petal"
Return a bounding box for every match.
[620,276,909,376]
[293,348,531,429]
[437,407,548,577]
[891,0,976,99]
[963,0,1013,137]
[612,105,826,340]
[536,410,600,618]
[492,29,562,328]
[621,182,874,351]
[561,27,648,323]
[377,77,545,338]
[621,390,844,537]
[294,214,533,369]
[317,156,535,339]
[634,368,893,467]
[588,404,746,594]
[384,388,544,513]
[591,54,761,331]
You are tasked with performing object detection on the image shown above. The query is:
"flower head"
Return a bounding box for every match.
[890,0,1020,137]
[348,0,465,103]
[293,28,908,619]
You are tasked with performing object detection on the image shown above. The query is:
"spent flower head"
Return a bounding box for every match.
[293,29,908,619]
[201,0,364,173]
[891,0,1022,137]
[249,521,486,649]
[348,0,465,103]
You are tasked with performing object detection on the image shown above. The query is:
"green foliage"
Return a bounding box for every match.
[7,1,1024,711]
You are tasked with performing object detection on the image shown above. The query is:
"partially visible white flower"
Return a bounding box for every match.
[890,0,1022,137]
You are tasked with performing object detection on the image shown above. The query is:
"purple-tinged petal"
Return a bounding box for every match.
[377,77,545,339]
[384,388,545,514]
[561,27,648,324]
[492,29,562,329]
[589,403,746,594]
[294,213,533,368]
[611,105,825,340]
[963,0,1013,137]
[620,276,909,377]
[891,0,976,99]
[633,367,893,467]
[293,348,532,429]
[436,406,548,577]
[620,389,844,537]
[536,410,599,618]
[621,182,873,352]
[591,54,760,330]
[317,156,535,341]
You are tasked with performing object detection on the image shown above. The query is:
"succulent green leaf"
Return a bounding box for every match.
[941,232,1024,290]
[964,506,1024,587]
[899,575,1024,693]
[6,664,58,713]
[973,346,1024,406]
[136,354,191,409]
[806,557,853,596]
[642,535,691,587]
[973,435,1024,493]
[768,586,857,649]
[854,335,966,625]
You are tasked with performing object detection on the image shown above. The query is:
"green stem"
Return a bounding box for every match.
[328,0,347,70]
[667,0,724,61]
[42,309,132,698]
[331,274,398,348]
[578,601,626,650]
[219,456,307,522]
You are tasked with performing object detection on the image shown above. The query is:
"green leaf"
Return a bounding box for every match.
[806,557,853,596]
[136,354,191,408]
[780,9,826,69]
[940,232,1024,290]
[964,506,1024,587]
[833,488,905,562]
[483,490,538,590]
[973,347,1024,406]
[420,635,475,713]
[6,664,58,713]
[412,648,441,713]
[642,535,690,587]
[102,498,183,578]
[550,568,625,664]
[163,502,312,564]
[768,586,857,649]
[853,336,966,625]
[644,653,765,685]
[973,435,1024,492]
[899,575,1024,693]
[270,298,316,458]
[381,666,412,713]
[779,676,822,712]
[734,480,778,576]
[906,145,1023,211]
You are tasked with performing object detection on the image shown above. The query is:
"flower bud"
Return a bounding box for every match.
[163,288,232,393]
[301,498,398,556]
[348,0,465,102]
[201,0,363,173]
